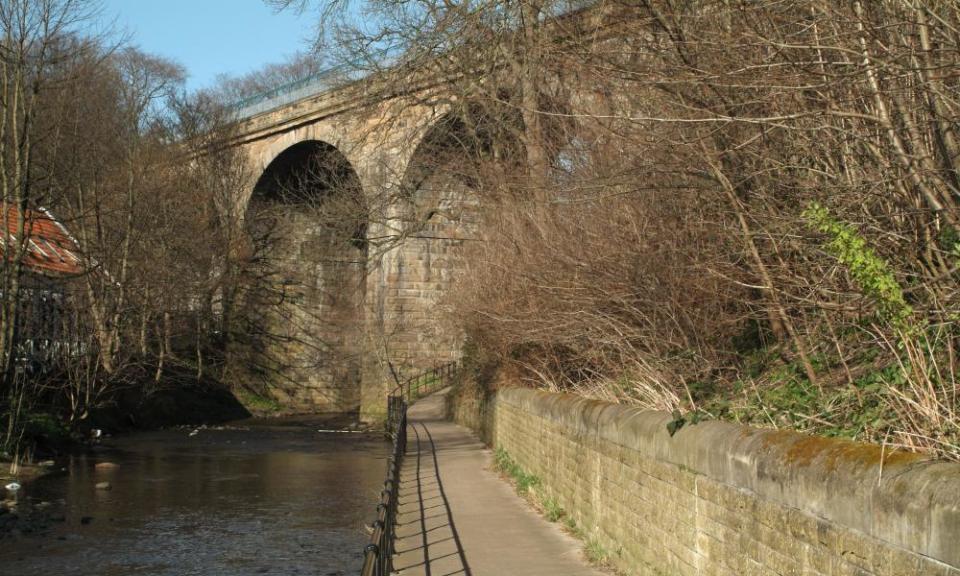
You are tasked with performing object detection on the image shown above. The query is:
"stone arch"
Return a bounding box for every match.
[232,139,368,413]
[241,123,373,208]
[402,104,525,193]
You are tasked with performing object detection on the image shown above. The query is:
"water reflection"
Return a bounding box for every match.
[0,420,389,576]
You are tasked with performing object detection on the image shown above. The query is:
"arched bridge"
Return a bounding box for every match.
[225,70,475,421]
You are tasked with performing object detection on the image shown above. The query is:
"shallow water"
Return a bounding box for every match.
[0,419,390,576]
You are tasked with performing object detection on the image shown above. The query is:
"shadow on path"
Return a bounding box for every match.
[389,390,603,576]
[393,421,472,576]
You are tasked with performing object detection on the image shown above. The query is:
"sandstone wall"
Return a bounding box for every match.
[360,175,473,419]
[483,388,959,576]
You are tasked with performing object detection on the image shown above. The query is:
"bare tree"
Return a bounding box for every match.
[0,0,103,451]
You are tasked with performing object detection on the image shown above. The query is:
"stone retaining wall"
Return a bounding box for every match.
[485,387,959,576]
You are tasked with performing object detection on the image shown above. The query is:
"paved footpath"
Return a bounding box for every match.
[391,390,604,576]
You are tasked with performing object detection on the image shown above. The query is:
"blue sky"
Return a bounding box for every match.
[100,0,317,92]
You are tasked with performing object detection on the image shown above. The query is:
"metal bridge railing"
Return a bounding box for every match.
[230,1,597,121]
[229,47,396,120]
[359,360,460,576]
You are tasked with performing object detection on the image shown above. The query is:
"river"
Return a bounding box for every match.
[0,417,390,576]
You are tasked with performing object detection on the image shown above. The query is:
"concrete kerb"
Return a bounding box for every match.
[496,387,960,568]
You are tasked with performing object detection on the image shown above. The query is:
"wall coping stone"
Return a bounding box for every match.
[498,387,960,567]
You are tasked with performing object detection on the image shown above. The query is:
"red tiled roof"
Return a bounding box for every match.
[1,207,83,276]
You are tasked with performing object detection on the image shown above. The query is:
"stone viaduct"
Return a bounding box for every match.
[218,2,631,421]
[224,75,473,421]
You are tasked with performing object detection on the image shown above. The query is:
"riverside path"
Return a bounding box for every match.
[390,390,604,576]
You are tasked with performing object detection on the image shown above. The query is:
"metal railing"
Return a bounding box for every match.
[229,47,396,120]
[359,360,460,576]
[388,361,460,437]
[230,1,598,121]
[360,402,406,576]
[230,63,361,120]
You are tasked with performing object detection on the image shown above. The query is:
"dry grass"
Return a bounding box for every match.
[882,329,960,461]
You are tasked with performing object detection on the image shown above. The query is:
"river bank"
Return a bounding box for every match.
[3,376,257,478]
[1,457,69,542]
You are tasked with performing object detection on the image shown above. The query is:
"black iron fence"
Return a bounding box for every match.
[360,361,460,576]
[387,361,460,437]
[360,402,405,576]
